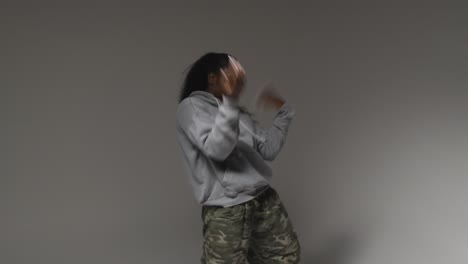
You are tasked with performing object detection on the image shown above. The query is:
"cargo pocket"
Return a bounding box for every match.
[212,204,245,221]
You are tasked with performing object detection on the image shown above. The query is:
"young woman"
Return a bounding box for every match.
[176,52,301,263]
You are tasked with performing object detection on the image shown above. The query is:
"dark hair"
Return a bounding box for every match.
[178,52,231,103]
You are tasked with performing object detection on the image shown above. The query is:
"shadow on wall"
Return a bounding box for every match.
[302,231,359,264]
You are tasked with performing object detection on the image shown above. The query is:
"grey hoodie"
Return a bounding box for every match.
[176,90,295,207]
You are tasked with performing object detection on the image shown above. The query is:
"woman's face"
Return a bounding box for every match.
[209,56,246,98]
[224,56,245,81]
[220,56,246,94]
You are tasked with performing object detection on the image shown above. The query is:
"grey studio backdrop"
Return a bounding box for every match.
[2,2,468,264]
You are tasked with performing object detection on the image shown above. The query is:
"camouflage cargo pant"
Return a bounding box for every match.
[201,187,301,264]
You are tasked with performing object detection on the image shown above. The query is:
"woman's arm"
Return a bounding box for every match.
[176,95,240,161]
[253,103,295,161]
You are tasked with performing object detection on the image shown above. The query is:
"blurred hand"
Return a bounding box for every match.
[220,56,245,99]
[256,84,285,111]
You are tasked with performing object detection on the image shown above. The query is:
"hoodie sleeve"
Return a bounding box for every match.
[253,103,295,161]
[176,95,240,161]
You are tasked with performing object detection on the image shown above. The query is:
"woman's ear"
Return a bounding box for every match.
[207,72,216,86]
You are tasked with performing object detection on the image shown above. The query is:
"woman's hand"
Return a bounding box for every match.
[220,56,245,99]
[256,85,286,111]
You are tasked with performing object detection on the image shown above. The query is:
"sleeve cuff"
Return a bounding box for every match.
[277,102,295,118]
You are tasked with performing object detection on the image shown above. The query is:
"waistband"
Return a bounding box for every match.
[204,185,273,209]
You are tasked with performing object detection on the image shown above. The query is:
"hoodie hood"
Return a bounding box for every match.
[189,90,221,107]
